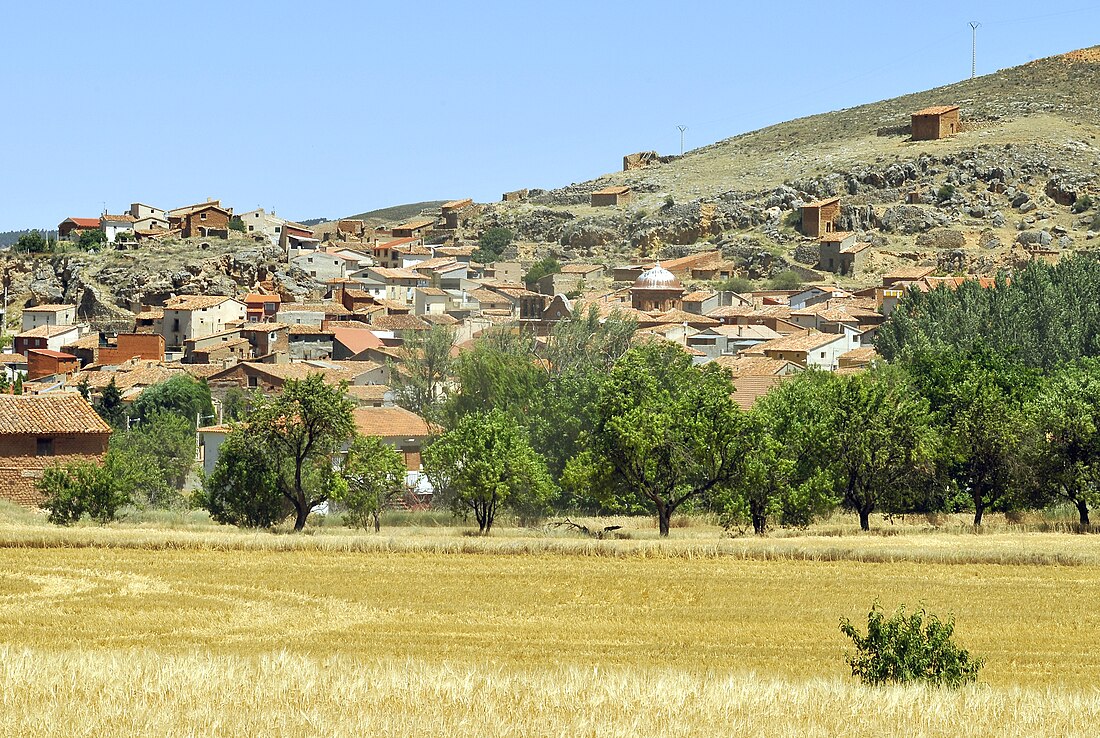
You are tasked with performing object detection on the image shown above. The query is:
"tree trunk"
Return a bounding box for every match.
[973,499,985,527]
[293,503,309,532]
[750,504,767,536]
[657,506,672,537]
[1076,498,1091,526]
[373,510,381,534]
[858,506,871,532]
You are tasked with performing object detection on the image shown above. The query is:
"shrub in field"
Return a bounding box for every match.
[840,604,983,688]
[38,459,130,525]
[335,435,407,532]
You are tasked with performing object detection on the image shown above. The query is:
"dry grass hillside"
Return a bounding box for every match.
[480,46,1100,288]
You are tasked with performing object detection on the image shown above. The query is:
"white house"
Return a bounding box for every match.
[100,214,136,243]
[754,331,851,371]
[21,304,77,332]
[291,252,349,282]
[237,208,287,246]
[160,295,247,350]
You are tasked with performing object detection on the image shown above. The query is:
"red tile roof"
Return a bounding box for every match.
[0,394,111,435]
[353,406,433,438]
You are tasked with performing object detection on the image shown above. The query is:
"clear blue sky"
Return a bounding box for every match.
[1,1,1098,231]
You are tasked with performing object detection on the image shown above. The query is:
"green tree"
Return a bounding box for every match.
[1028,359,1100,525]
[0,373,9,394]
[197,429,288,528]
[570,341,752,536]
[474,227,514,262]
[390,324,455,421]
[840,604,983,688]
[248,374,356,531]
[77,228,107,250]
[38,454,133,525]
[94,377,126,428]
[523,256,560,287]
[767,270,803,290]
[111,412,196,503]
[75,375,91,400]
[229,216,246,232]
[14,230,49,253]
[826,368,938,531]
[423,409,554,534]
[130,374,215,428]
[711,413,796,535]
[335,436,408,532]
[444,327,544,424]
[221,386,254,421]
[906,349,1037,525]
[13,373,23,395]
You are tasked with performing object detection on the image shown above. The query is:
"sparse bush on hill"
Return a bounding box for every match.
[840,604,983,688]
[936,184,956,202]
[767,270,803,290]
[475,227,514,263]
[1071,194,1093,213]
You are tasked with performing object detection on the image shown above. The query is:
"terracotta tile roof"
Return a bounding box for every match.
[732,375,790,410]
[681,290,718,302]
[818,231,854,243]
[136,308,164,320]
[416,287,448,297]
[706,325,783,340]
[288,325,333,336]
[421,313,458,326]
[346,384,392,403]
[713,355,799,377]
[839,347,880,364]
[884,267,936,281]
[434,245,476,257]
[913,105,959,116]
[73,363,183,390]
[369,314,430,331]
[371,267,424,280]
[164,295,239,311]
[840,242,871,254]
[63,217,101,228]
[333,327,384,354]
[802,197,840,208]
[22,304,76,313]
[244,293,281,304]
[16,325,80,339]
[353,406,433,438]
[441,199,474,210]
[592,185,631,195]
[411,257,460,271]
[756,331,847,354]
[648,309,719,326]
[27,349,77,360]
[101,214,136,223]
[0,393,111,435]
[0,353,27,365]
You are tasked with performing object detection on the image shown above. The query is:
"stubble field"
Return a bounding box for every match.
[2,515,1100,736]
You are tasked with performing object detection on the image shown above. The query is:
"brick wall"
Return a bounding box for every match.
[0,433,110,506]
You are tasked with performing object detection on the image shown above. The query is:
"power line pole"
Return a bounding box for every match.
[677,125,687,156]
[969,22,981,79]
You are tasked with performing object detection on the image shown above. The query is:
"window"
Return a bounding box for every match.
[820,351,826,358]
[248,226,254,232]
[200,212,207,221]
[248,376,258,388]
[36,438,54,456]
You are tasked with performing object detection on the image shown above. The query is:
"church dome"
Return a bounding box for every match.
[633,263,682,290]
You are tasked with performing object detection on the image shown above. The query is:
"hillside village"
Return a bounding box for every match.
[1,53,1099,510]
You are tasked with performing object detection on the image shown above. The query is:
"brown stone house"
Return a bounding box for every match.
[0,394,112,506]
[169,201,233,239]
[440,199,475,229]
[391,219,437,239]
[591,186,632,207]
[502,189,528,202]
[911,105,960,141]
[800,197,841,238]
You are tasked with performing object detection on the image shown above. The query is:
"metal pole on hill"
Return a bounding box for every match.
[677,125,687,156]
[969,22,981,79]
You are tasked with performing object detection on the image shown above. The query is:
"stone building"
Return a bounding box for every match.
[169,201,233,239]
[502,189,528,202]
[911,105,960,141]
[0,394,112,506]
[817,232,869,276]
[591,186,632,207]
[800,197,841,238]
[630,263,684,312]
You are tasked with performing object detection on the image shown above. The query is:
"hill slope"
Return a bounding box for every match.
[475,46,1100,286]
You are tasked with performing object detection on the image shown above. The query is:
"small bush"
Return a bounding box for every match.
[1071,194,1092,214]
[767,270,803,291]
[38,461,129,525]
[840,604,983,688]
[663,195,675,210]
[936,184,956,203]
[1091,212,1100,232]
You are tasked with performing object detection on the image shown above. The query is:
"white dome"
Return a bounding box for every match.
[633,263,682,290]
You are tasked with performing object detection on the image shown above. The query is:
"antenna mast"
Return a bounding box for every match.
[677,125,688,156]
[969,22,981,79]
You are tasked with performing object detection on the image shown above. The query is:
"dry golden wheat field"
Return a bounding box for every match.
[2,512,1100,736]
